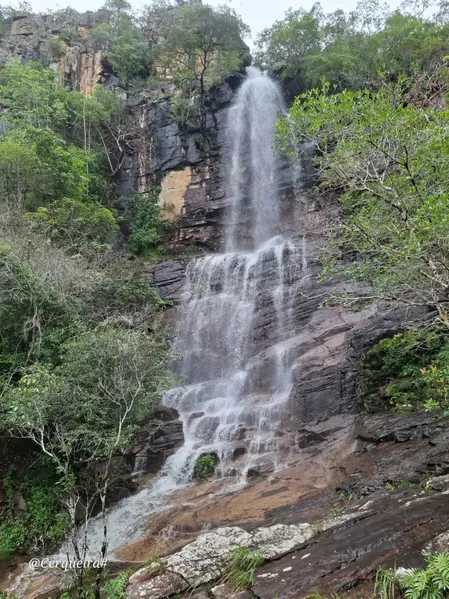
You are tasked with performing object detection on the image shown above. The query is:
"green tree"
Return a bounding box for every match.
[152,3,249,130]
[255,0,449,92]
[26,198,118,253]
[2,326,173,596]
[123,190,162,256]
[254,6,322,79]
[91,0,148,84]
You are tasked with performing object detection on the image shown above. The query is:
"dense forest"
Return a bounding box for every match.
[2,0,449,597]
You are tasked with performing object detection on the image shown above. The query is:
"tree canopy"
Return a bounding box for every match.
[255,0,449,91]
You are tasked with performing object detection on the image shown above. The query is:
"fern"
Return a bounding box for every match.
[428,553,449,590]
[102,570,132,599]
[401,554,449,599]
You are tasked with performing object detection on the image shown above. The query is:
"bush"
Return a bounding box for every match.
[27,198,118,253]
[0,462,69,557]
[3,327,174,472]
[83,261,166,325]
[0,241,81,375]
[47,36,66,59]
[123,191,162,256]
[401,553,449,599]
[358,329,448,413]
[193,454,216,479]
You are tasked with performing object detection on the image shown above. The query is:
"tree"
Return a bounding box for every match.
[254,6,322,79]
[255,0,449,92]
[152,3,249,131]
[2,326,173,597]
[277,82,449,326]
[90,0,148,84]
[27,198,118,253]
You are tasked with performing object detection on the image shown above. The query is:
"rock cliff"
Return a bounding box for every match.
[0,10,116,94]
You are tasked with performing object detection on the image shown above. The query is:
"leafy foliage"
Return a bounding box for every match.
[0,241,82,377]
[401,553,449,599]
[0,462,69,557]
[123,191,162,256]
[151,3,249,130]
[0,62,126,254]
[193,454,216,479]
[221,547,265,592]
[101,570,132,599]
[2,327,173,473]
[255,0,449,92]
[90,0,148,84]
[27,199,118,253]
[278,83,449,323]
[358,329,447,412]
[374,566,398,599]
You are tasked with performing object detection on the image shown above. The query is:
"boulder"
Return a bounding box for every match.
[126,571,188,599]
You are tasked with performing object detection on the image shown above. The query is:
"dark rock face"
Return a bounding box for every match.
[127,410,184,475]
[356,411,442,444]
[150,259,186,302]
[117,81,232,248]
[254,492,449,598]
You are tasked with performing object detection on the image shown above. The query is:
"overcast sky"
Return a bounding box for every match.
[24,0,403,39]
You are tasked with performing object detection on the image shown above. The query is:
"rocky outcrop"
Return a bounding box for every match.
[122,411,449,599]
[0,11,114,94]
[116,77,245,249]
[128,410,184,474]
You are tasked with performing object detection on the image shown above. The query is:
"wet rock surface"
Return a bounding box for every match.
[6,410,449,599]
[127,410,184,475]
[158,412,449,599]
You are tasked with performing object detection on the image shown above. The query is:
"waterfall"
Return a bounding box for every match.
[226,66,286,251]
[160,67,303,486]
[78,68,305,557]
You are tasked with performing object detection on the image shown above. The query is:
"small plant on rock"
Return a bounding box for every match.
[101,570,132,599]
[375,566,398,599]
[221,546,265,592]
[401,553,449,599]
[386,480,415,491]
[193,454,217,479]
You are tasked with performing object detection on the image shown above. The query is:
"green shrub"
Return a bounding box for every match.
[401,553,449,599]
[0,241,81,375]
[0,462,69,557]
[101,570,132,599]
[47,36,66,59]
[221,547,265,592]
[123,191,162,256]
[358,329,448,413]
[193,454,216,479]
[27,198,118,253]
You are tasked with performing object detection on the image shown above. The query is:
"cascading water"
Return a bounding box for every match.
[226,66,286,250]
[78,67,306,557]
[160,67,303,485]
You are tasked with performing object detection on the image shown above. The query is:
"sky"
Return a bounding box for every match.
[22,0,403,39]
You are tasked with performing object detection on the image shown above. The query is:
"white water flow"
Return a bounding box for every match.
[77,68,306,557]
[160,67,302,485]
